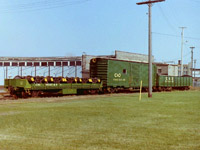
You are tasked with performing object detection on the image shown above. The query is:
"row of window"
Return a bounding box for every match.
[178,66,189,70]
[0,61,81,67]
[178,71,188,76]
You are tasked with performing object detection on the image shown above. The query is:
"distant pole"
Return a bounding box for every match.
[139,80,143,101]
[48,66,50,76]
[194,59,196,78]
[62,66,64,77]
[4,67,5,80]
[35,66,37,77]
[179,27,186,76]
[137,0,165,98]
[6,67,8,79]
[190,47,195,77]
[21,66,22,76]
[75,65,77,77]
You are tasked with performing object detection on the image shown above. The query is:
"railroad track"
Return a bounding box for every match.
[0,92,14,100]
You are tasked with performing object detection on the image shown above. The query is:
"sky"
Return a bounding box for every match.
[0,0,199,67]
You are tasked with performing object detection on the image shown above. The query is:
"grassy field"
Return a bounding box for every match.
[0,91,199,150]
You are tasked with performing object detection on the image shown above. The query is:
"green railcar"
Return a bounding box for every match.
[4,78,103,98]
[157,75,192,90]
[90,58,157,90]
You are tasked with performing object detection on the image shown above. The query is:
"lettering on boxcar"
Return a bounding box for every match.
[113,78,126,82]
[114,73,121,78]
[46,84,58,86]
[113,73,126,81]
[165,77,174,83]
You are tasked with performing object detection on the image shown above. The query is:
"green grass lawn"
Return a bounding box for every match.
[0,91,199,150]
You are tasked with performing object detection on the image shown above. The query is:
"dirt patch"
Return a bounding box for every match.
[190,87,200,91]
[0,111,24,116]
[0,93,138,104]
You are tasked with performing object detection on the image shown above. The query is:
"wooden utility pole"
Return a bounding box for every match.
[136,0,165,98]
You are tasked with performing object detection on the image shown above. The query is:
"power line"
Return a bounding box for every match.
[0,0,92,13]
[165,49,191,63]
[152,32,180,38]
[152,32,200,40]
[190,0,200,3]
[157,4,178,34]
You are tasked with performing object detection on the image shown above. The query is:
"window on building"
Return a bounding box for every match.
[12,62,18,66]
[63,62,68,66]
[19,62,25,66]
[4,62,10,66]
[56,62,61,66]
[48,62,54,66]
[27,62,32,66]
[76,61,81,66]
[41,62,47,66]
[158,69,162,74]
[34,62,40,66]
[69,61,75,66]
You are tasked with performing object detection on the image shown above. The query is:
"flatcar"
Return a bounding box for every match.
[4,76,102,99]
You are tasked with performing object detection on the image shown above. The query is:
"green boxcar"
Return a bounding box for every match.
[90,58,157,89]
[157,75,192,89]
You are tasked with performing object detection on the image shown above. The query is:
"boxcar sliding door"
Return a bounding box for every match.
[130,63,141,88]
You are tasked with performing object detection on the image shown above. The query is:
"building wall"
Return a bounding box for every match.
[168,65,178,76]
[178,63,191,76]
[82,55,95,78]
[82,50,152,78]
[187,62,192,76]
[156,64,178,76]
[115,50,154,63]
[156,65,168,75]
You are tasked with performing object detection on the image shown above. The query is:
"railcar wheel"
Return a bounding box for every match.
[142,88,148,92]
[107,87,116,93]
[89,90,97,94]
[83,90,88,95]
[13,94,18,99]
[22,91,28,98]
[158,87,162,92]
[32,91,39,97]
